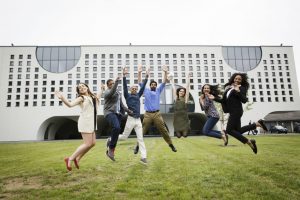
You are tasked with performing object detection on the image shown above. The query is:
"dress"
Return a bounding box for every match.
[173,97,190,132]
[78,96,97,133]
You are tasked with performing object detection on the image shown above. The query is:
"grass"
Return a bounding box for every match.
[0,135,299,200]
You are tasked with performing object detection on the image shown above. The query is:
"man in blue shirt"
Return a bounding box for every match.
[118,66,149,164]
[134,65,177,153]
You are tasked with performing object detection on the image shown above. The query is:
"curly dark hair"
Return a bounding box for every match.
[224,73,249,90]
[201,84,220,97]
[176,87,186,99]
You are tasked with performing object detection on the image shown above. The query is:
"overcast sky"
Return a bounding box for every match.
[1,0,300,92]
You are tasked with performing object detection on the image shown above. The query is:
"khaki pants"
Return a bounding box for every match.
[119,116,147,159]
[143,111,172,144]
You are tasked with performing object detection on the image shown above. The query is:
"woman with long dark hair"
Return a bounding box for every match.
[199,84,228,145]
[55,83,104,171]
[213,73,267,154]
[170,73,191,138]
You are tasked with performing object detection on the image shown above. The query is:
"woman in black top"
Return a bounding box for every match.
[213,73,268,154]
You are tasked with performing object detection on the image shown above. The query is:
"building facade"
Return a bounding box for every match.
[0,45,299,141]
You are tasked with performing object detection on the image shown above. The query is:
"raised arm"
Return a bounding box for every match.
[170,77,177,101]
[104,76,120,99]
[138,67,149,97]
[55,91,83,107]
[185,72,191,103]
[138,64,142,84]
[96,83,105,99]
[123,67,129,99]
[162,65,168,83]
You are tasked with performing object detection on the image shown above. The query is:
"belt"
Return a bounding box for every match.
[146,110,159,113]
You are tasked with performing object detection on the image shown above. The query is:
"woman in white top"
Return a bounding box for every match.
[55,83,104,171]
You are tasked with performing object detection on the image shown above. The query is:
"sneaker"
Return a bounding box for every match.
[134,145,139,154]
[106,137,111,148]
[140,158,147,165]
[106,148,115,161]
[169,144,177,152]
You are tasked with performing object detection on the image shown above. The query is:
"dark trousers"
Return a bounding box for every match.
[226,112,256,144]
[106,113,122,149]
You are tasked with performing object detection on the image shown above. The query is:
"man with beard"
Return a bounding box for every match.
[134,65,177,154]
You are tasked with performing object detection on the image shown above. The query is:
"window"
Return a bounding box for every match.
[36,46,81,73]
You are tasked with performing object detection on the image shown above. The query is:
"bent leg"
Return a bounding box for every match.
[119,116,135,140]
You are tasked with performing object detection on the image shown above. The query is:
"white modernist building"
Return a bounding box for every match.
[0,45,299,141]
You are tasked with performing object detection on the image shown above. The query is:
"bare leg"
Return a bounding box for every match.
[67,132,96,167]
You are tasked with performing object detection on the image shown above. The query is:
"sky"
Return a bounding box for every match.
[1,0,300,92]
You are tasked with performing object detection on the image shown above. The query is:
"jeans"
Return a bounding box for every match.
[105,113,122,149]
[202,116,222,139]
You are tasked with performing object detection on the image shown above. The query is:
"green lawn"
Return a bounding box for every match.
[0,135,299,200]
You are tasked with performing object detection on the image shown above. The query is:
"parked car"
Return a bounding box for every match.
[294,124,300,133]
[269,125,288,134]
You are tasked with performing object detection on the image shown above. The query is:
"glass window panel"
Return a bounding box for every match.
[241,47,249,59]
[67,60,75,69]
[74,47,81,59]
[234,47,242,59]
[222,47,228,59]
[228,59,236,67]
[235,59,243,71]
[242,59,250,69]
[37,48,43,60]
[59,60,67,71]
[42,61,51,71]
[67,47,75,60]
[227,47,235,59]
[59,47,67,60]
[255,47,262,59]
[249,47,256,59]
[250,60,257,68]
[51,60,59,73]
[51,47,59,60]
[43,47,51,60]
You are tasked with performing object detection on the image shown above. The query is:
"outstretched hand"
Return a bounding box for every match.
[55,91,63,99]
[138,64,142,73]
[100,83,105,91]
[162,65,168,73]
[123,67,128,76]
